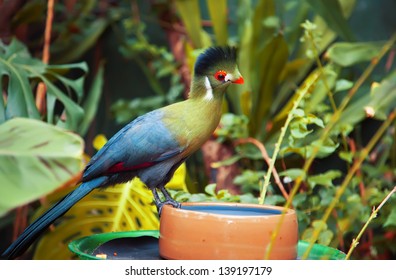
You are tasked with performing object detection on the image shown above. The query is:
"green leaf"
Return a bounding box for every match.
[285,136,339,159]
[175,0,205,48]
[335,79,354,92]
[233,170,265,192]
[211,155,242,168]
[77,63,104,136]
[250,34,288,135]
[292,108,305,118]
[217,113,249,141]
[290,121,312,138]
[0,75,5,123]
[305,0,355,41]
[338,71,396,130]
[318,229,334,245]
[339,151,353,163]
[305,65,338,113]
[279,168,306,180]
[206,0,228,45]
[11,1,46,27]
[302,227,314,241]
[312,219,327,231]
[327,41,385,67]
[0,38,88,131]
[306,114,325,128]
[384,208,396,228]
[205,184,217,197]
[308,170,342,188]
[264,194,286,205]
[0,118,84,216]
[251,0,276,49]
[52,18,109,64]
[0,39,40,121]
[292,193,307,208]
[289,113,324,139]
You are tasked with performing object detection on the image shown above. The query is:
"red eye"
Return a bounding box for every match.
[214,70,227,81]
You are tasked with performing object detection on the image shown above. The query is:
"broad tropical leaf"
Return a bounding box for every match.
[174,0,206,48]
[206,0,228,45]
[0,38,87,131]
[327,41,385,67]
[77,63,105,136]
[0,118,84,216]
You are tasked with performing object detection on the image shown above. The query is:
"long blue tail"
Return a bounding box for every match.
[1,177,106,259]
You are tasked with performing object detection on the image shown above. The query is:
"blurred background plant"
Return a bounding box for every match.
[0,0,395,259]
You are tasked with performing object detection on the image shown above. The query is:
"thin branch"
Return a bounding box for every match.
[234,137,289,200]
[131,0,141,24]
[349,138,366,203]
[35,0,55,114]
[345,186,396,259]
[259,70,321,205]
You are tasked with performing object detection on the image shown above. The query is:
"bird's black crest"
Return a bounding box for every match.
[194,46,237,76]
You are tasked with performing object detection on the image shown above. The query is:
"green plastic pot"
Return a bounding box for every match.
[68,230,346,260]
[68,230,160,260]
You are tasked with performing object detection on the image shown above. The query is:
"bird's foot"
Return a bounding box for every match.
[157,199,181,216]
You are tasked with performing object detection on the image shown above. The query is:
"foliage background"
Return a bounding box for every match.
[0,0,395,259]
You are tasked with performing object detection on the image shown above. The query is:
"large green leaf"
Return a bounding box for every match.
[249,34,288,136]
[0,38,87,131]
[206,0,228,45]
[77,63,105,136]
[0,39,41,121]
[337,71,396,129]
[175,0,205,48]
[327,41,385,67]
[0,118,84,216]
[251,0,276,50]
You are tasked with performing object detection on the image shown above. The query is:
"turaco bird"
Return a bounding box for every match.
[1,46,244,259]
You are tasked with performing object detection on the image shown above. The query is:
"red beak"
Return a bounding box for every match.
[232,76,244,84]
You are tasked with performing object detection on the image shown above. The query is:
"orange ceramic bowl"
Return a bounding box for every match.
[159,202,298,260]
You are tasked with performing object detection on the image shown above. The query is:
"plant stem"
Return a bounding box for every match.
[301,109,396,259]
[345,186,396,260]
[235,138,289,200]
[306,30,337,112]
[35,0,55,115]
[259,71,320,205]
[307,28,353,161]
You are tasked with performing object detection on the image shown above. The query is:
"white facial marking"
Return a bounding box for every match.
[204,76,213,100]
[225,73,234,83]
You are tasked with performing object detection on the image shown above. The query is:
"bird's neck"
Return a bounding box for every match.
[189,76,226,101]
[162,78,226,154]
[185,76,226,135]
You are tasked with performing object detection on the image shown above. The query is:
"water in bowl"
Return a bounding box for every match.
[181,205,281,216]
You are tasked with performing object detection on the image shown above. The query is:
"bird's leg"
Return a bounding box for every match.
[152,186,181,215]
[150,188,163,207]
[160,186,181,208]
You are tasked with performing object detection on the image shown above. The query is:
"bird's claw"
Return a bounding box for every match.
[157,200,181,216]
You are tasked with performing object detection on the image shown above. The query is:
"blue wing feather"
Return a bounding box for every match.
[83,110,184,181]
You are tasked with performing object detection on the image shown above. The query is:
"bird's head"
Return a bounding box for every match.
[190,46,244,100]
